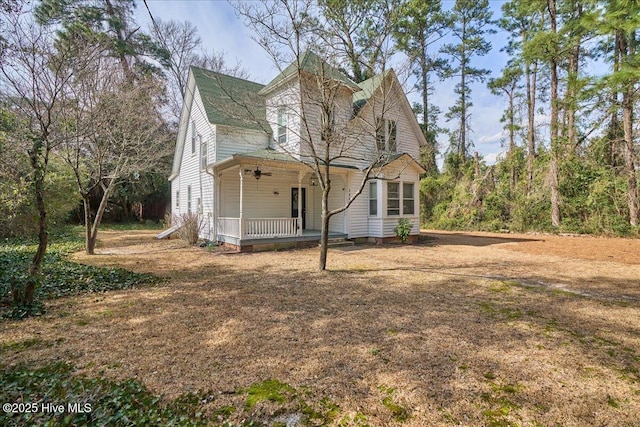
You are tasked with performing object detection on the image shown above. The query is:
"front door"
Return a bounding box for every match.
[291,187,306,229]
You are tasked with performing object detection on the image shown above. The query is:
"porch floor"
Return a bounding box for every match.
[218,229,348,247]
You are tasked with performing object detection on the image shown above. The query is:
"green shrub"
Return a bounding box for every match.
[394,219,413,243]
[0,362,208,426]
[0,239,161,319]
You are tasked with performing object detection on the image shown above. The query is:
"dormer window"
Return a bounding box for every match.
[277,107,287,145]
[376,117,397,153]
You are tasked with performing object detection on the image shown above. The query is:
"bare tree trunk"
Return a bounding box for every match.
[526,60,538,195]
[459,49,467,159]
[507,85,516,194]
[548,0,561,228]
[86,181,115,254]
[15,140,49,306]
[622,87,638,226]
[319,186,331,271]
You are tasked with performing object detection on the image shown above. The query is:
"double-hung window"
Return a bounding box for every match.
[187,186,192,212]
[375,118,397,153]
[403,183,414,215]
[387,182,400,216]
[191,120,196,155]
[200,135,207,170]
[277,107,287,145]
[369,181,378,216]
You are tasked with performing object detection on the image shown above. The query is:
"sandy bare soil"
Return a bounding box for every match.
[1,229,639,426]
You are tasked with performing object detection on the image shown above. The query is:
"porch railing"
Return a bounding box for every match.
[217,217,299,239]
[217,217,240,238]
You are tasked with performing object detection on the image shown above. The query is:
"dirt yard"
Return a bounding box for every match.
[2,230,640,426]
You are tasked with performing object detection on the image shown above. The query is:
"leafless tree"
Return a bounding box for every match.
[148,18,250,123]
[235,0,413,270]
[0,9,88,308]
[62,57,171,254]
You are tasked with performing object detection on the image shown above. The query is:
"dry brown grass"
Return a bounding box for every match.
[2,229,640,426]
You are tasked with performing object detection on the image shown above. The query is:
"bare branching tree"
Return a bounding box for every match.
[235,0,415,270]
[148,18,250,123]
[0,9,90,309]
[62,58,171,254]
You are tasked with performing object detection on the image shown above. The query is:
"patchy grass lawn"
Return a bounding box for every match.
[1,230,640,426]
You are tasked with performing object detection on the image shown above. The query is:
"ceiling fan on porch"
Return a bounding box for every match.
[244,167,272,180]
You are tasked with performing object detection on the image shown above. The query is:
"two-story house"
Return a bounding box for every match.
[168,51,426,251]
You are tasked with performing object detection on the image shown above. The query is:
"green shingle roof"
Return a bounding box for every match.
[352,69,391,113]
[191,66,269,132]
[259,51,360,95]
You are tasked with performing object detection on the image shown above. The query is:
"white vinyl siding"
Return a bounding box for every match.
[216,126,269,161]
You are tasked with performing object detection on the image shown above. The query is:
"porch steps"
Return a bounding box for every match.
[323,238,355,248]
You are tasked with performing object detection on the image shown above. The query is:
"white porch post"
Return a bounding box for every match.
[239,167,244,238]
[297,171,303,236]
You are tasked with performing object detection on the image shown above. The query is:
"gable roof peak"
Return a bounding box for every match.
[259,50,360,95]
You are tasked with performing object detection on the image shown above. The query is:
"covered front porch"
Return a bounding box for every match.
[209,149,350,249]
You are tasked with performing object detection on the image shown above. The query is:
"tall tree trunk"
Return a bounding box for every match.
[15,140,50,307]
[622,90,638,226]
[526,59,538,195]
[620,31,639,226]
[83,196,93,255]
[319,185,331,271]
[548,0,561,228]
[86,181,115,254]
[459,49,467,159]
[508,84,516,194]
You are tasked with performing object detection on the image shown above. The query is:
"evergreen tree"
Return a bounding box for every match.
[394,0,451,173]
[442,0,495,161]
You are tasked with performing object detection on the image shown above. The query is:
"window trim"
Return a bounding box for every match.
[176,190,180,210]
[187,185,192,212]
[369,181,378,216]
[277,107,287,145]
[375,117,397,153]
[387,182,400,216]
[191,120,196,155]
[199,135,207,170]
[402,182,415,215]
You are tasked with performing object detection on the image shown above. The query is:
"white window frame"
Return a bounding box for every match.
[187,185,192,212]
[277,107,287,145]
[369,181,378,216]
[403,182,415,215]
[387,182,400,216]
[375,118,397,153]
[200,135,207,170]
[191,120,196,155]
[176,191,180,210]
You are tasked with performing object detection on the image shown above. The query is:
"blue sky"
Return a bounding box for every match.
[136,0,513,166]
